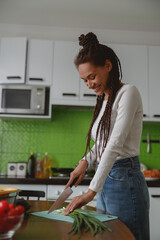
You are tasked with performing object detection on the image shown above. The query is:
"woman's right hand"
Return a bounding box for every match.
[64,160,88,189]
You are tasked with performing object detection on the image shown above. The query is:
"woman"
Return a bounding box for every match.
[64,32,149,240]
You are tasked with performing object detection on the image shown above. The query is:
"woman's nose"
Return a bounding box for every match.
[87,80,93,89]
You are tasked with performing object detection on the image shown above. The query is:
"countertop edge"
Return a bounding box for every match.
[0,176,92,185]
[1,177,160,187]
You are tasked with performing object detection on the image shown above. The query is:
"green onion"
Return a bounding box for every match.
[68,209,112,238]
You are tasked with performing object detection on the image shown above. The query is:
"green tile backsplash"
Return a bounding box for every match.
[140,122,160,169]
[0,106,160,174]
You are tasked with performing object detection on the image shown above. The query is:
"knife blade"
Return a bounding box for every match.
[48,178,78,214]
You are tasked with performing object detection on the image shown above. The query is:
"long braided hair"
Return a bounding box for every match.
[74,32,122,160]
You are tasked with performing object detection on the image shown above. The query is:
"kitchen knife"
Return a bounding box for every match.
[48,178,78,214]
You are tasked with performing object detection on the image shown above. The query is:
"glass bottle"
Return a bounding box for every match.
[35,152,43,178]
[42,152,51,178]
[27,152,36,178]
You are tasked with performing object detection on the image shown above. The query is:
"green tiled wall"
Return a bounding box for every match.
[0,106,160,174]
[140,122,160,169]
[0,106,94,174]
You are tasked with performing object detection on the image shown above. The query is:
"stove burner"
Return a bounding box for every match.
[51,168,74,177]
[58,173,68,177]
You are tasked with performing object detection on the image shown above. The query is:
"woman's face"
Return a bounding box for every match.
[78,60,112,98]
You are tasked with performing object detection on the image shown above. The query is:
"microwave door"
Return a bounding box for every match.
[0,85,47,115]
[30,87,45,114]
[1,88,32,114]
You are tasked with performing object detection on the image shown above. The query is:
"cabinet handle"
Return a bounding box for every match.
[62,93,77,96]
[142,140,160,143]
[151,195,160,198]
[153,115,160,118]
[83,94,96,97]
[147,133,150,153]
[29,78,44,81]
[7,76,21,79]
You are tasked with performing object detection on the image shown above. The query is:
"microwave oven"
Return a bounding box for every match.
[0,85,50,115]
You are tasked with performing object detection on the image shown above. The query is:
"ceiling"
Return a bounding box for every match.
[0,0,160,32]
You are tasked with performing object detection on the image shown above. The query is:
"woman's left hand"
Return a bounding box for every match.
[63,189,96,215]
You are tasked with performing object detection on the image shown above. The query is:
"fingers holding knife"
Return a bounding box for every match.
[65,160,88,190]
[64,174,84,190]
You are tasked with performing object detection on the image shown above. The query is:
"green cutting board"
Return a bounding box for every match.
[31,209,118,223]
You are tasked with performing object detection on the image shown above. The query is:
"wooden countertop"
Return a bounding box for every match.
[0,176,160,187]
[14,200,135,240]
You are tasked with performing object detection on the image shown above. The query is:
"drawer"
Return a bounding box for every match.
[148,187,160,240]
[47,185,87,200]
[47,185,97,203]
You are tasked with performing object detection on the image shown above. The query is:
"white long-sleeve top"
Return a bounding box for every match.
[83,84,143,194]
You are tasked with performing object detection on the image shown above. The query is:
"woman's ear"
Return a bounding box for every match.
[105,60,112,72]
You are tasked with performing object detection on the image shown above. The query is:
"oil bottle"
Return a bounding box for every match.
[42,152,51,178]
[27,152,36,178]
[35,152,43,178]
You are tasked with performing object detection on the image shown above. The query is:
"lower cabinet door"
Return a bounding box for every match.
[148,187,160,240]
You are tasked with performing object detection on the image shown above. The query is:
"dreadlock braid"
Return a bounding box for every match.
[84,94,104,157]
[74,32,122,160]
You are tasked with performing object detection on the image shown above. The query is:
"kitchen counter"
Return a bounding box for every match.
[14,200,135,240]
[0,176,92,185]
[0,176,160,187]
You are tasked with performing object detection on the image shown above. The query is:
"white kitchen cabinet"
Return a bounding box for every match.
[0,183,47,200]
[52,41,79,101]
[148,187,160,240]
[47,185,96,207]
[148,46,160,121]
[26,39,54,86]
[0,37,27,84]
[51,41,96,106]
[109,44,148,118]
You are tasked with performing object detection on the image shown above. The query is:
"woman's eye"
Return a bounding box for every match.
[90,76,95,80]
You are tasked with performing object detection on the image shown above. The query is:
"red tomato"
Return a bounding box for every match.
[9,203,14,209]
[15,205,24,215]
[0,200,9,217]
[7,208,18,217]
[7,208,19,224]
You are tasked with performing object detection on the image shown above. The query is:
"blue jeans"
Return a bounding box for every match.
[96,156,150,240]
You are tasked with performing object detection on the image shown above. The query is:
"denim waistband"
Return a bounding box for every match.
[112,156,140,169]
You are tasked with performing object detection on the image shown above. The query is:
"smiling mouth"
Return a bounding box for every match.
[93,85,101,93]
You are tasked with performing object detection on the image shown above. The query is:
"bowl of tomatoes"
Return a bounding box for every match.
[0,200,24,239]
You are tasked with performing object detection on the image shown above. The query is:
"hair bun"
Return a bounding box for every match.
[79,32,99,47]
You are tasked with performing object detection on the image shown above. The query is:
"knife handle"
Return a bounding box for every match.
[70,177,78,188]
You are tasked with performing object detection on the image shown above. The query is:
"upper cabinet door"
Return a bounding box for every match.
[0,37,26,84]
[52,41,79,101]
[109,44,148,117]
[26,39,54,86]
[149,46,160,119]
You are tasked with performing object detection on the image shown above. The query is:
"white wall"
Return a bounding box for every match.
[0,23,160,46]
